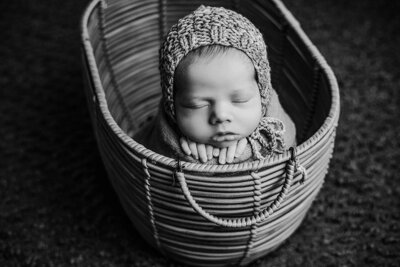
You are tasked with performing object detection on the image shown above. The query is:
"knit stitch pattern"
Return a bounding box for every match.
[159,5,272,120]
[248,117,286,160]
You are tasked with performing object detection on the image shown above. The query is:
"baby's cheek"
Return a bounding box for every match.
[177,112,210,141]
[240,107,262,135]
[178,109,206,126]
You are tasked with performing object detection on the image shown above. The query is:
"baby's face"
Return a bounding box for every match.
[175,49,262,148]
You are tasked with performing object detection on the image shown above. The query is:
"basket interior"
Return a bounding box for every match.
[86,0,331,144]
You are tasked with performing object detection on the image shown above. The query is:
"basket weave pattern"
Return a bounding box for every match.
[81,0,340,266]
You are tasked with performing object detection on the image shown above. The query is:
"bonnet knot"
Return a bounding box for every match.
[248,117,286,160]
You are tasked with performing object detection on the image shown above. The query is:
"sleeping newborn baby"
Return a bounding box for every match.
[135,5,296,164]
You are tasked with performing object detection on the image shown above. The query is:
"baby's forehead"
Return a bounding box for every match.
[174,46,259,99]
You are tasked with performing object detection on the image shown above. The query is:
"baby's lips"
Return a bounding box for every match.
[212,133,240,142]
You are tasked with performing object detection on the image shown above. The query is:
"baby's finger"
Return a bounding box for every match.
[226,142,237,163]
[206,145,214,160]
[213,147,220,157]
[218,147,227,164]
[197,144,208,163]
[180,137,191,155]
[235,138,247,158]
[188,140,198,159]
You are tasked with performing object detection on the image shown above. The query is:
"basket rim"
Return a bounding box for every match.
[80,0,340,173]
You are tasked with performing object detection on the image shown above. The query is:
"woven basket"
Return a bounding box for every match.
[81,0,340,266]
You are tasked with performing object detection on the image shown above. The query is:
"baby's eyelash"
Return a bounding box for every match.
[232,98,250,103]
[183,103,209,109]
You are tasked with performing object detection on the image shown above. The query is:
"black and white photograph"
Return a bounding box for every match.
[1,0,399,266]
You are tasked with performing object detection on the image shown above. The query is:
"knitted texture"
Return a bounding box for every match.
[248,117,286,160]
[159,5,272,120]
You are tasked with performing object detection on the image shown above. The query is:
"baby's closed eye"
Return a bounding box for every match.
[232,97,251,103]
[181,101,209,109]
[231,93,253,103]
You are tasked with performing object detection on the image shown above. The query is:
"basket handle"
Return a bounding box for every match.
[175,148,303,228]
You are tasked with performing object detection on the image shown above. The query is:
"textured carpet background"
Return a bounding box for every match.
[0,0,399,266]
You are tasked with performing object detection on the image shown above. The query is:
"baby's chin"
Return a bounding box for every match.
[208,139,239,148]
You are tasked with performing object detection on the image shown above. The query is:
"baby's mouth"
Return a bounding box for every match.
[212,132,240,142]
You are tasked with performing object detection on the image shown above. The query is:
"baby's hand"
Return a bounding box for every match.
[180,137,213,163]
[180,137,248,164]
[217,138,247,164]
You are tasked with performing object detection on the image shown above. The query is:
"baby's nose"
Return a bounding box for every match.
[209,103,232,125]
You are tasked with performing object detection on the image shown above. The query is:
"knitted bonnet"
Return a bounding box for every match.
[160,5,273,120]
